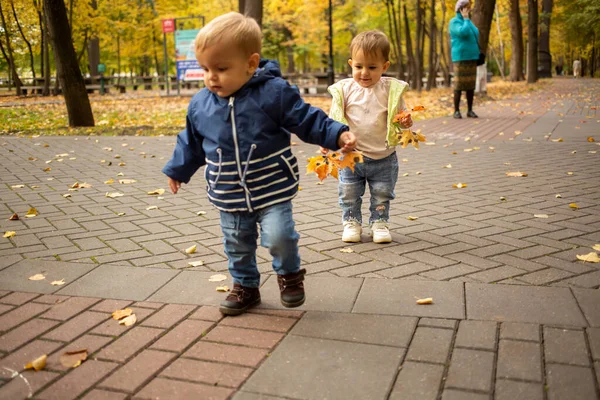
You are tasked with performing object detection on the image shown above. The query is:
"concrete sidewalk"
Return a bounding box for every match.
[0,78,599,399]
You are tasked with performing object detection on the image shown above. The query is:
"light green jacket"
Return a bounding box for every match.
[328,78,409,148]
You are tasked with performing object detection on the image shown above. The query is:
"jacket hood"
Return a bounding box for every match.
[246,59,282,87]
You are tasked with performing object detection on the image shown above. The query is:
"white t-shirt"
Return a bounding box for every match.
[339,77,398,159]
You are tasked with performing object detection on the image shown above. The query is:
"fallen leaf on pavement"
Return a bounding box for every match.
[500,197,507,201]
[576,252,600,263]
[104,179,114,184]
[28,273,45,281]
[25,208,39,218]
[569,203,579,209]
[567,172,574,175]
[588,137,595,142]
[534,214,549,218]
[3,231,16,238]
[24,354,47,371]
[416,298,433,305]
[196,211,207,216]
[452,183,467,188]
[105,192,124,198]
[216,285,230,292]
[188,260,204,267]
[443,164,452,168]
[592,244,600,252]
[112,308,133,320]
[340,248,354,253]
[551,138,563,142]
[59,349,88,368]
[8,213,19,220]
[407,216,418,220]
[506,172,528,177]
[118,179,137,184]
[555,194,562,198]
[62,194,71,198]
[147,189,165,195]
[118,314,137,326]
[208,274,228,282]
[50,279,66,286]
[185,245,197,254]
[11,184,25,188]
[146,206,158,210]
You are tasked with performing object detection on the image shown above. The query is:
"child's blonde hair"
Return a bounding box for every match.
[195,12,261,58]
[350,30,390,61]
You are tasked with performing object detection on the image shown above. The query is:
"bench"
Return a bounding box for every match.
[21,86,45,95]
[85,84,114,94]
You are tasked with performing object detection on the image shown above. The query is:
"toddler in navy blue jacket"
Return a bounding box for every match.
[163,12,356,316]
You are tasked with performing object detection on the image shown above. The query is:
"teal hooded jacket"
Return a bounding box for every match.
[449,12,480,62]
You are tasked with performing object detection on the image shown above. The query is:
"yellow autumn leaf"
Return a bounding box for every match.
[146,206,158,210]
[443,164,452,168]
[106,192,124,198]
[569,203,579,209]
[3,231,16,238]
[59,349,88,368]
[24,354,47,371]
[62,194,71,198]
[208,274,227,282]
[50,279,66,286]
[196,211,207,216]
[534,214,549,219]
[188,260,205,267]
[28,273,45,281]
[550,138,564,142]
[416,298,433,305]
[588,137,595,142]
[147,189,165,195]
[118,314,137,326]
[185,245,197,254]
[104,179,115,184]
[452,183,467,188]
[592,244,600,252]
[339,248,354,253]
[216,285,230,292]
[576,252,600,263]
[11,184,25,188]
[555,194,562,198]
[112,308,133,320]
[407,216,418,220]
[505,171,528,177]
[25,208,39,218]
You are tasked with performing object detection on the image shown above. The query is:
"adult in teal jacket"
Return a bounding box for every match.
[449,0,479,119]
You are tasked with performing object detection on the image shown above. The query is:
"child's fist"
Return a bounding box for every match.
[338,131,357,153]
[319,146,329,155]
[400,113,413,129]
[168,178,181,194]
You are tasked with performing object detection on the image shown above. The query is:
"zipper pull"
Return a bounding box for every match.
[226,97,234,122]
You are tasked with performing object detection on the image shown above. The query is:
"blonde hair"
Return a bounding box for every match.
[350,30,390,61]
[195,12,261,58]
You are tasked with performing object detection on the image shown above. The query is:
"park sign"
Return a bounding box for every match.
[175,29,204,82]
[162,19,175,34]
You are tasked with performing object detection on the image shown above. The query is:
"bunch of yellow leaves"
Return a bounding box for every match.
[306,151,364,181]
[392,106,427,149]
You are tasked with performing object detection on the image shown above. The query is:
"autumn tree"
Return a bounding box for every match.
[240,0,263,28]
[44,0,94,126]
[527,0,538,83]
[508,0,524,81]
[0,0,23,93]
[538,0,552,77]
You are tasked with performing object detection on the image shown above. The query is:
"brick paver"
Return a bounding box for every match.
[1,78,599,399]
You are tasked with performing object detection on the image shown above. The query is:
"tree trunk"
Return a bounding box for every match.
[426,0,436,90]
[0,1,23,94]
[414,0,423,91]
[392,0,404,80]
[88,0,99,76]
[403,4,415,88]
[471,0,496,53]
[41,6,50,95]
[11,0,36,80]
[242,0,262,29]
[494,2,505,77]
[538,0,552,78]
[527,0,538,83]
[508,0,524,81]
[44,0,94,126]
[439,0,450,86]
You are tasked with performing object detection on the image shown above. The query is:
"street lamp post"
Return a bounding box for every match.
[327,0,334,86]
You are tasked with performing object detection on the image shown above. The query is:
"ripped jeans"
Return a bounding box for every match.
[338,152,398,225]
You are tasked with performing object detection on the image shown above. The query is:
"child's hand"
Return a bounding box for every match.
[400,113,413,129]
[168,178,181,194]
[337,131,357,153]
[319,146,329,155]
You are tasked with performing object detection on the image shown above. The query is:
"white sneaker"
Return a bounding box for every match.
[371,221,392,243]
[342,221,362,243]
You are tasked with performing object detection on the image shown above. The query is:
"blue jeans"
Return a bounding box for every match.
[338,152,398,225]
[219,200,300,288]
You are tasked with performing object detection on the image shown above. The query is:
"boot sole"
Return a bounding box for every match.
[219,298,261,316]
[281,296,305,308]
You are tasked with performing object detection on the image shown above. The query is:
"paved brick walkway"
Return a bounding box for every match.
[0,77,599,399]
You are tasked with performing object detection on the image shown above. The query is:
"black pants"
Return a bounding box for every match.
[454,89,474,112]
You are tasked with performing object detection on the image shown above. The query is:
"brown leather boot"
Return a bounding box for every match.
[277,268,306,308]
[219,283,261,316]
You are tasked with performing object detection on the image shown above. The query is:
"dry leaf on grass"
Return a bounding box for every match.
[50,279,66,286]
[25,208,39,218]
[3,231,16,238]
[9,213,19,220]
[208,274,228,282]
[147,189,165,195]
[216,285,230,292]
[340,248,354,253]
[416,298,433,305]
[506,171,528,177]
[112,308,133,320]
[28,273,45,281]
[118,314,137,326]
[24,354,47,371]
[59,349,88,368]
[576,252,600,263]
[185,245,197,254]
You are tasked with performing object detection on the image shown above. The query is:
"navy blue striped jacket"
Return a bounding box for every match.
[162,60,349,212]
